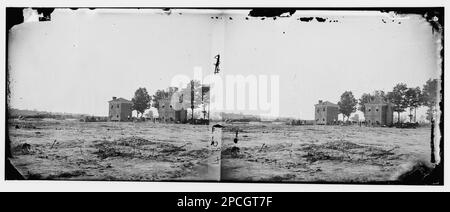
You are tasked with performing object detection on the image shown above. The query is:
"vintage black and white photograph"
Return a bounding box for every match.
[5,8,443,184]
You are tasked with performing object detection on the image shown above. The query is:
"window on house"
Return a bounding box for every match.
[117,104,120,108]
[376,108,379,112]
[116,115,119,118]
[323,118,325,121]
[368,108,371,112]
[323,108,325,111]
[111,105,113,109]
[170,105,173,108]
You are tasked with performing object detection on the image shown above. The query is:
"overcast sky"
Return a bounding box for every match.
[8,9,441,119]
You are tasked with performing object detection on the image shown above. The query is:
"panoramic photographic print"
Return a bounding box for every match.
[5,8,443,184]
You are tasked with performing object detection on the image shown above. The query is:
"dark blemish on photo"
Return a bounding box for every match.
[6,8,24,30]
[248,8,296,17]
[315,17,327,22]
[299,17,314,22]
[162,8,172,15]
[6,8,24,170]
[29,8,55,22]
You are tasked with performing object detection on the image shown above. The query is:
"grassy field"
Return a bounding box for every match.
[7,119,432,183]
[8,119,220,181]
[220,123,433,183]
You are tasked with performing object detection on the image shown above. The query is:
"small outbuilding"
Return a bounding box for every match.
[108,97,133,122]
[314,100,339,125]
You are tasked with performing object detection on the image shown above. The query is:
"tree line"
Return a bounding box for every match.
[337,78,439,123]
[129,78,439,123]
[130,80,209,118]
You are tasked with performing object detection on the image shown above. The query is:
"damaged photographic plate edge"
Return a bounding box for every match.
[3,6,445,188]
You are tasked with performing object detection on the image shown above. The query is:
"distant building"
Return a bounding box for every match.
[108,97,132,122]
[145,110,153,119]
[158,97,187,123]
[351,114,360,122]
[314,100,339,125]
[364,97,393,126]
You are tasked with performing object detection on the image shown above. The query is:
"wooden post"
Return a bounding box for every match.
[191,80,194,124]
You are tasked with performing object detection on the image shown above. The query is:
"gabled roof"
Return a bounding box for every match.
[109,97,132,103]
[315,101,339,107]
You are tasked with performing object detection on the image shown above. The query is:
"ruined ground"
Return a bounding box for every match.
[8,119,220,181]
[8,119,433,183]
[220,123,433,183]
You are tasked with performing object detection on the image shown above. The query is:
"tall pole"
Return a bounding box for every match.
[201,85,209,121]
[203,100,206,119]
[191,80,194,124]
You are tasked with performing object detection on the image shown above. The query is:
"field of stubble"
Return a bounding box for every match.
[8,119,433,183]
[8,119,220,181]
[220,123,433,183]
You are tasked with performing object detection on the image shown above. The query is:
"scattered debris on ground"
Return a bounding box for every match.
[300,141,400,164]
[115,136,156,146]
[8,119,432,183]
[222,146,242,158]
[12,143,32,155]
[13,123,38,129]
[94,143,132,159]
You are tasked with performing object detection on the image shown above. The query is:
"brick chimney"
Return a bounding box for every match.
[112,97,117,100]
[318,100,323,104]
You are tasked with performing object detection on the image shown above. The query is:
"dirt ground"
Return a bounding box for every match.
[8,119,433,183]
[8,119,220,181]
[220,123,433,183]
